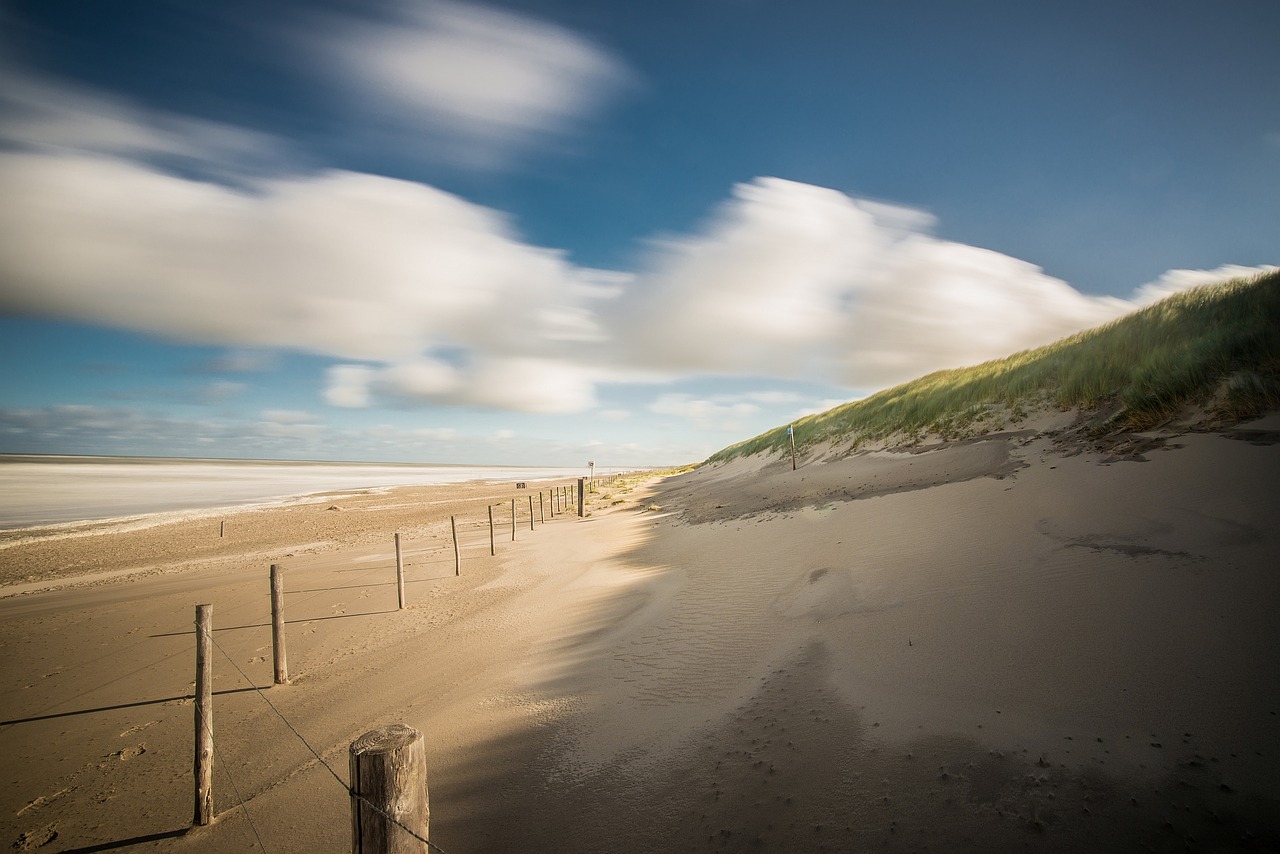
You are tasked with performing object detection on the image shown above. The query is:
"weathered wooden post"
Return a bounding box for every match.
[219,520,224,538]
[539,492,545,523]
[194,603,213,827]
[270,564,288,685]
[349,724,428,853]
[394,533,406,610]
[487,505,495,556]
[577,478,585,517]
[450,515,460,576]
[510,498,516,541]
[528,495,534,530]
[789,423,797,471]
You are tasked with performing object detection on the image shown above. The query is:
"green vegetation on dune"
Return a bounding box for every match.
[709,269,1280,463]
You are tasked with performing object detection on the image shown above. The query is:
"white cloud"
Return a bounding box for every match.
[261,409,317,424]
[613,177,1252,389]
[325,365,375,409]
[313,0,632,165]
[413,427,458,442]
[0,66,289,178]
[1,63,1268,425]
[650,394,761,433]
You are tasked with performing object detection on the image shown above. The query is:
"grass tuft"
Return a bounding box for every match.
[708,269,1280,463]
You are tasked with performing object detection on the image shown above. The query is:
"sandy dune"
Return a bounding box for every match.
[3,422,1279,853]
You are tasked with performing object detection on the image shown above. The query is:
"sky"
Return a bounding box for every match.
[0,0,1276,466]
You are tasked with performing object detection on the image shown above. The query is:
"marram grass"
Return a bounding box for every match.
[709,269,1280,463]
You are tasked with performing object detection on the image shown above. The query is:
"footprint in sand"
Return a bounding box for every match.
[249,655,266,664]
[119,720,159,737]
[12,823,58,850]
[110,744,146,761]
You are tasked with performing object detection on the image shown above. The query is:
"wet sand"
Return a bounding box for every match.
[2,422,1279,852]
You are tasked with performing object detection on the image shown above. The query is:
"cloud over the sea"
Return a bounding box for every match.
[1,68,1272,419]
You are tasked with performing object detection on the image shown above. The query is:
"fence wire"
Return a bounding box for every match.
[207,625,448,853]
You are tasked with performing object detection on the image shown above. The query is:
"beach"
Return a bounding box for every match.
[3,419,1279,852]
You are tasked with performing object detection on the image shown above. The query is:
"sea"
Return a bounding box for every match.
[0,455,591,530]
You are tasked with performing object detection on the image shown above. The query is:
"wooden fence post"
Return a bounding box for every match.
[488,505,495,556]
[510,498,516,541]
[577,478,585,517]
[270,564,288,685]
[528,495,534,530]
[194,603,213,827]
[349,724,429,853]
[394,533,406,610]
[451,515,460,576]
[539,492,545,523]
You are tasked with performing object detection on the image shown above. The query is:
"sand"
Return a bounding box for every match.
[2,419,1279,853]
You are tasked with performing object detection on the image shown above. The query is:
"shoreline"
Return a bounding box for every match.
[0,456,601,531]
[0,475,593,592]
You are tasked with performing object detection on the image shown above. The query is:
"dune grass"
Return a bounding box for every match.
[709,269,1280,463]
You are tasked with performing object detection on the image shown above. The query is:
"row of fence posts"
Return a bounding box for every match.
[191,475,625,850]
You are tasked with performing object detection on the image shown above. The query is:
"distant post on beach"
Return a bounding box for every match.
[450,515,460,576]
[270,564,288,684]
[788,424,797,471]
[577,478,585,517]
[394,533,406,610]
[511,498,516,541]
[528,495,534,530]
[193,603,213,827]
[349,724,429,853]
[488,505,495,555]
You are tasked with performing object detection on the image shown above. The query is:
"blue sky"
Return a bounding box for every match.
[0,0,1276,465]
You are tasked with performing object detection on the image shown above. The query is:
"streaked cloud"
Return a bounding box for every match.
[616,178,1139,389]
[0,66,291,180]
[649,394,761,433]
[310,0,633,166]
[1,64,1270,426]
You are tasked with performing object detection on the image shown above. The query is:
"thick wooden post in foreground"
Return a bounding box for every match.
[349,724,429,853]
[487,505,495,556]
[577,478,585,517]
[394,533,406,610]
[450,515,460,576]
[270,564,288,685]
[193,604,213,827]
